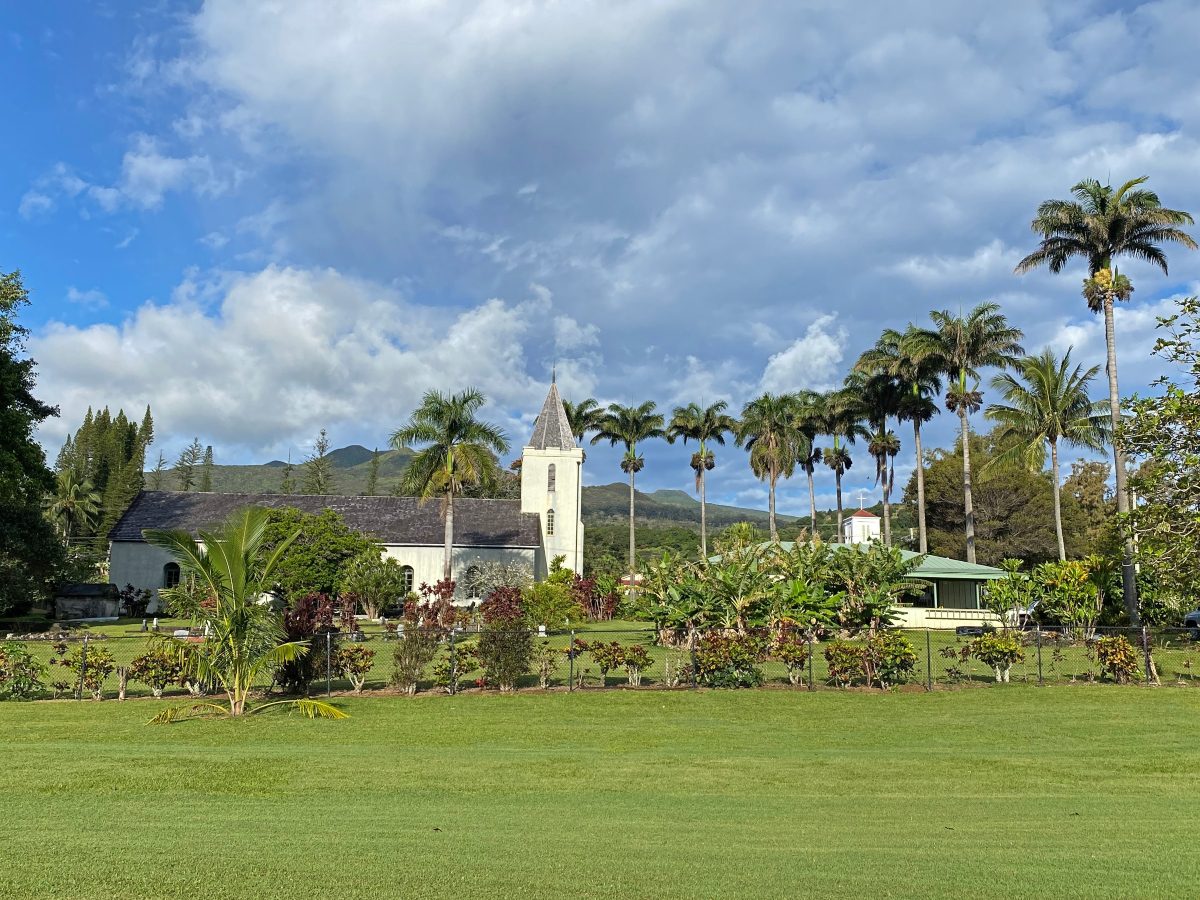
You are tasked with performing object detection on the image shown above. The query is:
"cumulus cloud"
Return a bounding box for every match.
[65,287,109,310]
[31,266,590,461]
[759,316,848,394]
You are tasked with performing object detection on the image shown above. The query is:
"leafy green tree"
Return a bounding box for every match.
[592,401,666,583]
[0,270,62,615]
[667,400,736,558]
[175,438,203,491]
[986,348,1109,561]
[339,549,407,619]
[144,506,346,721]
[302,428,336,494]
[261,507,376,599]
[737,393,803,541]
[1016,175,1196,621]
[908,303,1023,563]
[393,388,510,581]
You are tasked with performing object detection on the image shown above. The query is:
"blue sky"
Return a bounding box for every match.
[5,1,1200,514]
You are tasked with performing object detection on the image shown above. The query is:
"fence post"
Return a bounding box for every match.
[325,631,332,697]
[807,633,815,691]
[925,630,932,692]
[689,632,698,689]
[1036,627,1043,686]
[1142,626,1153,686]
[449,628,458,696]
[568,629,575,692]
[78,633,89,701]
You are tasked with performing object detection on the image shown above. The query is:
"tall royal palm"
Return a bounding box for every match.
[792,390,825,539]
[910,303,1023,563]
[667,401,736,559]
[817,388,869,543]
[393,388,510,581]
[986,348,1109,562]
[855,327,941,552]
[562,397,607,447]
[592,402,665,583]
[737,393,804,541]
[845,370,903,545]
[1016,176,1195,618]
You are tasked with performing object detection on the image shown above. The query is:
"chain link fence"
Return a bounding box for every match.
[3,625,1196,701]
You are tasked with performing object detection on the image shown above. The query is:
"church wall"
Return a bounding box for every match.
[109,541,181,614]
[520,446,585,575]
[380,544,538,597]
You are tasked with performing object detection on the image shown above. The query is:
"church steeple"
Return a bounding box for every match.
[528,381,576,451]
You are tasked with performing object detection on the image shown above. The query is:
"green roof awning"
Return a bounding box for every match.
[712,542,1008,582]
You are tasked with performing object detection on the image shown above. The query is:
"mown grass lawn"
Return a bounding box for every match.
[1,688,1194,899]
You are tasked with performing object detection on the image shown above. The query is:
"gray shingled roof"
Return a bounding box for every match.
[110,491,541,548]
[527,382,577,451]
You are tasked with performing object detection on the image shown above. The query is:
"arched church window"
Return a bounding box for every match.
[546,509,555,536]
[547,463,556,492]
[163,562,181,589]
[400,565,414,595]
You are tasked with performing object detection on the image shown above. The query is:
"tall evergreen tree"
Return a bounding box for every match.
[175,438,203,491]
[280,451,296,494]
[200,445,215,491]
[302,428,336,494]
[364,447,381,496]
[149,450,168,489]
[0,269,63,614]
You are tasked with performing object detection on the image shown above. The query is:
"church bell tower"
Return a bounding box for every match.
[520,379,584,577]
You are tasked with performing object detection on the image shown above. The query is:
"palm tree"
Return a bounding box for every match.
[816,389,869,543]
[667,401,736,558]
[1016,176,1195,619]
[562,397,607,447]
[144,506,346,722]
[909,303,1024,563]
[44,470,101,543]
[986,348,1110,561]
[737,393,804,541]
[591,402,665,583]
[854,328,941,552]
[392,388,511,581]
[792,390,825,539]
[845,370,902,545]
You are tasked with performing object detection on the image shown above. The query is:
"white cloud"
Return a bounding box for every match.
[759,316,848,394]
[65,287,109,310]
[32,266,590,460]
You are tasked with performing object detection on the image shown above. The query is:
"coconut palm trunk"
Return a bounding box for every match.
[913,420,928,553]
[767,470,778,541]
[628,466,637,582]
[958,407,977,564]
[806,468,817,540]
[834,469,844,543]
[699,461,709,559]
[1102,294,1139,621]
[442,492,454,581]
[1050,438,1066,561]
[882,466,892,546]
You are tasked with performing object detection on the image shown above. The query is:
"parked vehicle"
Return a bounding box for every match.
[1184,609,1200,640]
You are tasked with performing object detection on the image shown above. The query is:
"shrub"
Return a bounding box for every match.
[584,641,627,686]
[432,640,479,693]
[478,587,532,691]
[333,644,376,693]
[771,633,811,685]
[50,642,116,700]
[391,627,439,695]
[694,633,766,688]
[622,644,653,687]
[119,584,153,618]
[525,580,584,628]
[0,641,45,700]
[279,592,335,694]
[532,640,560,689]
[969,632,1025,683]
[127,648,184,698]
[825,633,916,688]
[1095,635,1141,684]
[824,640,864,687]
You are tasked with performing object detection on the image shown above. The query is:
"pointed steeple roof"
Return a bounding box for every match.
[528,382,577,450]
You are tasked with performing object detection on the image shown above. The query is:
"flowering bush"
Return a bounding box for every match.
[1095,635,1141,684]
[694,633,766,688]
[333,644,376,693]
[127,648,184,698]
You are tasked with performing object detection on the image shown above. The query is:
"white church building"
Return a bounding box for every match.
[107,382,584,605]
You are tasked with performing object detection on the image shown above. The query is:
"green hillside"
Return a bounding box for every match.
[580,483,794,530]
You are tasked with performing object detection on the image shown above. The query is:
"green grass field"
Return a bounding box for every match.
[1,688,1195,899]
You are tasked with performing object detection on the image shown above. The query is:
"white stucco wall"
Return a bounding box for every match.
[520,445,584,576]
[109,541,181,613]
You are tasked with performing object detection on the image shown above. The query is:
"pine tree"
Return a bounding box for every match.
[175,438,203,490]
[280,451,295,494]
[199,445,215,491]
[302,428,335,494]
[150,450,168,489]
[138,405,154,447]
[364,447,380,496]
